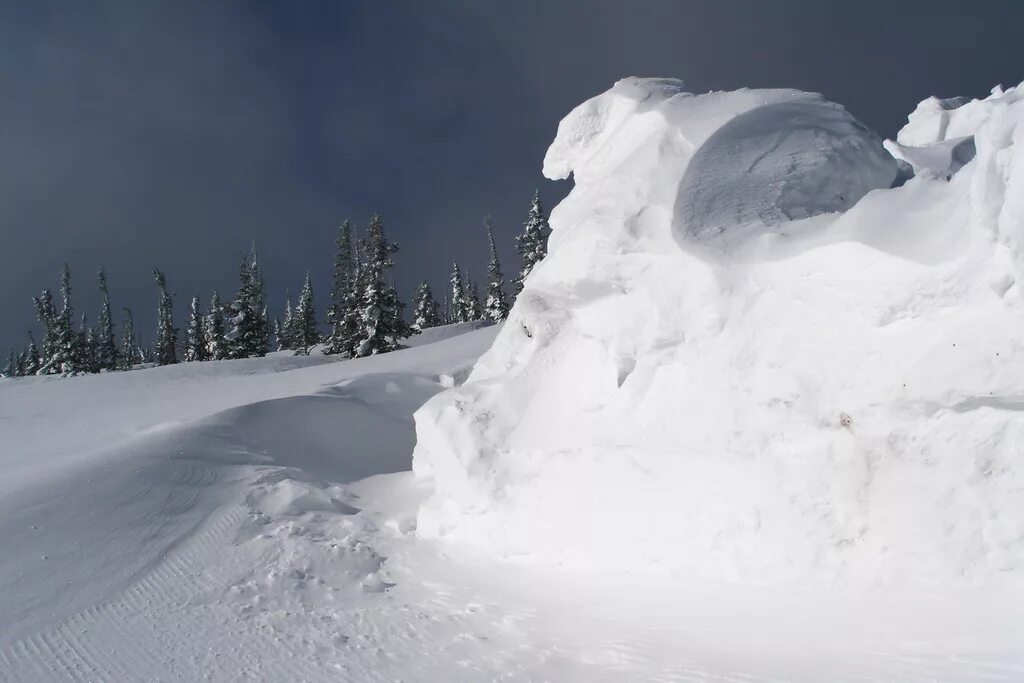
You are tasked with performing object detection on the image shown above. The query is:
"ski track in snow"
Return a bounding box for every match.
[2,324,1023,681]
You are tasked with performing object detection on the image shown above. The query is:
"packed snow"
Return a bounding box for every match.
[415,77,1024,589]
[5,78,1024,681]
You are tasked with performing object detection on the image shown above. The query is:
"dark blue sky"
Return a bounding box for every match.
[1,1,1020,351]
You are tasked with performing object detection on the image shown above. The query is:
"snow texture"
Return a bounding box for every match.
[414,77,1024,586]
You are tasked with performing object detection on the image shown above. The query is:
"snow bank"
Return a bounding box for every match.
[413,78,1024,585]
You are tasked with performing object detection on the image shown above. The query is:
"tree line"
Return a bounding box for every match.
[2,191,551,378]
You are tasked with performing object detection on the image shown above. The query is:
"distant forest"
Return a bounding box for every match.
[2,192,551,378]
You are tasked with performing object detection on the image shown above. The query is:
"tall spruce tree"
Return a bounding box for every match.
[119,307,138,370]
[465,280,482,321]
[325,219,354,354]
[185,295,208,362]
[227,244,268,359]
[152,268,177,366]
[293,274,319,355]
[96,267,118,371]
[354,214,410,356]
[513,189,551,295]
[205,292,227,360]
[483,216,510,321]
[450,262,468,323]
[411,282,441,331]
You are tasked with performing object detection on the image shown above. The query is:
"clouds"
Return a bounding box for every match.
[0,0,1018,349]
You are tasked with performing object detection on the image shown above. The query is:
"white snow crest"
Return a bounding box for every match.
[413,77,1024,586]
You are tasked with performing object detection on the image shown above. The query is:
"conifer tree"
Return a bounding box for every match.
[96,267,118,371]
[513,189,551,295]
[24,331,40,376]
[77,313,99,373]
[33,289,59,375]
[185,295,208,362]
[354,214,410,356]
[334,262,365,358]
[450,262,468,323]
[325,219,354,354]
[54,263,80,374]
[3,348,17,378]
[277,295,295,351]
[33,264,79,375]
[483,216,510,321]
[465,280,482,321]
[412,282,441,331]
[227,244,268,359]
[152,268,178,366]
[119,307,139,370]
[205,292,227,360]
[293,274,319,355]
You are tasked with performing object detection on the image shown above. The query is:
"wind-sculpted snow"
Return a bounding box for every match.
[414,77,1024,585]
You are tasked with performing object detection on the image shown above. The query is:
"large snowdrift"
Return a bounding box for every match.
[413,78,1024,585]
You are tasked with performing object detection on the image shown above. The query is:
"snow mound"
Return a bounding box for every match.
[413,78,1024,585]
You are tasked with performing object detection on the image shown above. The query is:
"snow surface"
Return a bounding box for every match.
[3,322,1023,681]
[414,77,1024,591]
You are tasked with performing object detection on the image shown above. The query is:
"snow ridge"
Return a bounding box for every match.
[414,78,1024,586]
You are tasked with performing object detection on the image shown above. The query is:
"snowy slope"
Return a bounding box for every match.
[3,321,1022,682]
[414,78,1024,588]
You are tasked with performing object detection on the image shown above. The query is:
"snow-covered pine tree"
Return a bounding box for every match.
[354,214,409,356]
[24,331,40,376]
[325,220,354,355]
[465,279,482,321]
[227,245,268,359]
[96,267,118,371]
[32,289,59,375]
[152,268,178,366]
[483,216,510,321]
[450,262,468,323]
[3,348,17,378]
[119,307,138,371]
[411,282,441,331]
[205,292,227,360]
[34,264,80,375]
[277,295,295,351]
[293,274,319,355]
[513,189,551,295]
[185,295,208,362]
[77,313,99,373]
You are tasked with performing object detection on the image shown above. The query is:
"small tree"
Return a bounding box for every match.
[153,268,177,366]
[483,216,510,321]
[3,348,17,378]
[354,214,411,356]
[96,267,118,371]
[205,292,227,360]
[465,280,482,321]
[185,295,208,362]
[412,282,441,331]
[119,307,139,370]
[513,189,551,295]
[227,244,268,359]
[23,331,40,376]
[325,219,354,355]
[293,274,320,355]
[277,295,295,351]
[450,262,468,323]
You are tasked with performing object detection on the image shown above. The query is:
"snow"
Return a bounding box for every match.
[5,78,1024,681]
[414,77,1024,591]
[3,321,1022,681]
